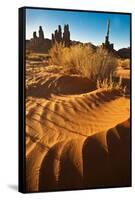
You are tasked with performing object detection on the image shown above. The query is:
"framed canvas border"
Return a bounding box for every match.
[19,6,132,193]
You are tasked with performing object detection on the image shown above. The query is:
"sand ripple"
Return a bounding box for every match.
[26,67,130,192]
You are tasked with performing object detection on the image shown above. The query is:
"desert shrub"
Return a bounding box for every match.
[49,43,118,81]
[48,42,66,66]
[91,48,118,80]
[48,43,94,74]
[63,44,95,76]
[97,75,120,89]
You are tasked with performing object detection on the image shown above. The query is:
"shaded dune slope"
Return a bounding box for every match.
[26,73,96,98]
[38,120,130,191]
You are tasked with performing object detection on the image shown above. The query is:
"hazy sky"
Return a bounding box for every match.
[26,8,131,50]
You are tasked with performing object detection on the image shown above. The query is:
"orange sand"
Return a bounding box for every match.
[26,64,130,192]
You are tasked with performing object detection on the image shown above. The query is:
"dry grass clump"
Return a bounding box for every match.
[63,44,95,76]
[91,48,118,80]
[48,43,66,66]
[48,43,124,93]
[49,43,118,81]
[97,75,126,95]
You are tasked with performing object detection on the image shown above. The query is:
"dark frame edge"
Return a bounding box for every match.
[130,12,132,188]
[22,6,131,15]
[19,7,26,193]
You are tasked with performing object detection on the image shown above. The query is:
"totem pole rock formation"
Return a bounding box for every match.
[51,24,71,47]
[33,31,37,39]
[52,25,62,44]
[38,26,44,43]
[63,24,70,47]
[101,19,114,50]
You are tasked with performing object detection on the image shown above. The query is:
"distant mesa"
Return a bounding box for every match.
[26,24,71,53]
[26,20,130,59]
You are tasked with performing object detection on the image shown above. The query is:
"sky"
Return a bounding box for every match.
[26,8,131,50]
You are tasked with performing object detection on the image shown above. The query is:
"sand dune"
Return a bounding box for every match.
[38,119,130,191]
[26,65,130,192]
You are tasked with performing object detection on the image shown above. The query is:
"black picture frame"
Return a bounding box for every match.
[19,6,132,193]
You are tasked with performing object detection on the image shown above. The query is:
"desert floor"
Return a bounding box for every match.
[25,56,131,192]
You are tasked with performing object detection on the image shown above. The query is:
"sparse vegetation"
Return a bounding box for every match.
[49,43,118,82]
[48,42,66,66]
[27,43,129,94]
[96,75,127,95]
